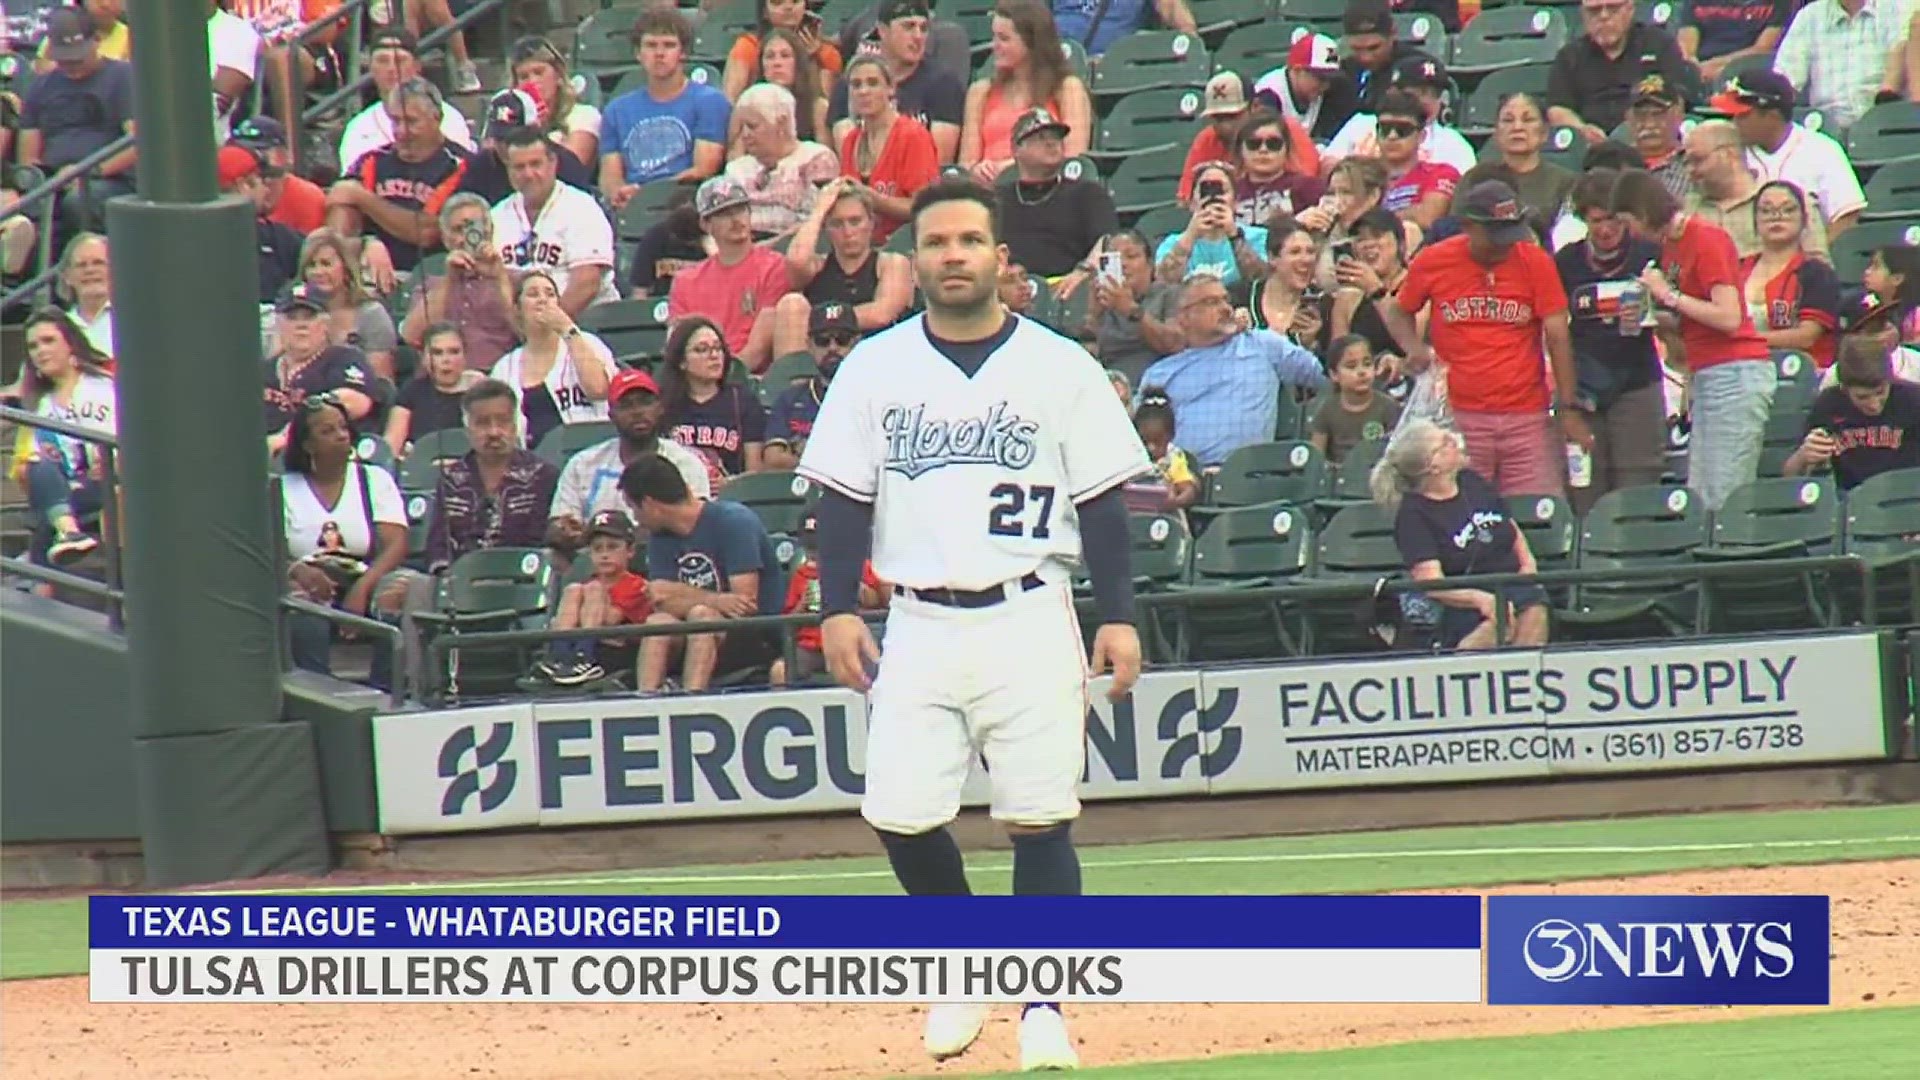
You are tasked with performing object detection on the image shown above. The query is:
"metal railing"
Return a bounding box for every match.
[0,404,124,626]
[2,0,509,310]
[283,594,410,710]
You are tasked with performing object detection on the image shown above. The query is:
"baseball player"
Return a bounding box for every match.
[796,178,1149,1071]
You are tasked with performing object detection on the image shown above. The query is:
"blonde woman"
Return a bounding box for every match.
[510,36,602,165]
[298,228,398,379]
[1372,418,1548,651]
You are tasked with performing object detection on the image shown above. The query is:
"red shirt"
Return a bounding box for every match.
[841,113,939,243]
[268,174,328,235]
[784,559,882,651]
[667,246,793,354]
[1663,216,1770,371]
[1739,250,1840,368]
[1382,160,1459,214]
[1398,235,1568,415]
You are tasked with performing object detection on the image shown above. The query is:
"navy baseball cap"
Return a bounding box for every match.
[810,302,859,337]
[44,7,95,64]
[1710,68,1795,116]
[1458,180,1530,244]
[1391,53,1449,91]
[232,116,289,150]
[275,281,328,316]
[588,509,637,542]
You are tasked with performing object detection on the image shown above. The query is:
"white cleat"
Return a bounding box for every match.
[923,1002,989,1061]
[1019,1005,1079,1071]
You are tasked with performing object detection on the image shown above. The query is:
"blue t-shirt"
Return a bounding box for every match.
[1051,0,1149,55]
[647,498,786,615]
[1154,226,1268,289]
[21,58,135,169]
[601,80,731,185]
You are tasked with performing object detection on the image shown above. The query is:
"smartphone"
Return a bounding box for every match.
[1098,251,1124,284]
[1198,178,1229,203]
[1329,237,1356,263]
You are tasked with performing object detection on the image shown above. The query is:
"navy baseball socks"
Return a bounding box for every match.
[1013,823,1080,1069]
[876,826,972,895]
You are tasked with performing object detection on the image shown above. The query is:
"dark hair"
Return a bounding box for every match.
[1234,106,1289,154]
[1607,168,1679,231]
[1351,207,1406,261]
[909,176,1002,242]
[499,126,555,157]
[1752,180,1810,230]
[1872,243,1920,307]
[421,320,464,354]
[1134,388,1175,429]
[630,9,691,51]
[1570,167,1620,216]
[992,0,1072,109]
[19,309,112,407]
[658,315,735,413]
[1104,228,1150,256]
[760,29,826,137]
[461,377,518,418]
[1582,139,1645,172]
[1834,334,1894,389]
[619,451,693,506]
[1375,89,1425,124]
[1264,212,1309,258]
[1342,0,1392,35]
[283,394,352,475]
[1327,332,1372,366]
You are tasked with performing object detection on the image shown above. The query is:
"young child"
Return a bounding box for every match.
[1123,390,1202,517]
[1310,333,1402,465]
[771,512,888,686]
[534,509,651,686]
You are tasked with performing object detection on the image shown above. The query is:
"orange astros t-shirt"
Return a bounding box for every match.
[1397,235,1567,415]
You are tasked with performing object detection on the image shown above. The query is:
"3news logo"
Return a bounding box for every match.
[1487,895,1830,1005]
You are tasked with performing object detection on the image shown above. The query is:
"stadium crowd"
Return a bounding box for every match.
[2,0,1918,690]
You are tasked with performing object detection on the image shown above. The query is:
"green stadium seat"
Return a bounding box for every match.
[1132,204,1193,247]
[1860,158,1920,221]
[1448,7,1570,75]
[720,469,817,534]
[1201,440,1331,514]
[1756,408,1804,478]
[769,531,806,573]
[1392,11,1451,62]
[1268,0,1348,34]
[1458,63,1553,135]
[689,0,759,62]
[882,225,915,257]
[1554,483,1707,641]
[352,434,398,475]
[1634,0,1680,29]
[1189,0,1270,38]
[1210,22,1307,78]
[1089,30,1213,100]
[1844,101,1920,169]
[1303,502,1405,655]
[1828,221,1920,282]
[573,5,643,72]
[1316,438,1388,515]
[534,421,617,467]
[401,488,434,570]
[946,0,1000,58]
[1105,144,1190,217]
[1770,349,1820,416]
[1129,511,1195,661]
[1092,88,1208,167]
[1506,492,1576,575]
[414,548,557,701]
[579,296,674,363]
[1696,475,1841,633]
[1170,499,1313,660]
[399,428,471,490]
[1838,466,1920,624]
[761,350,818,392]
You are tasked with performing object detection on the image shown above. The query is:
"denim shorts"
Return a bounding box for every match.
[1438,582,1549,648]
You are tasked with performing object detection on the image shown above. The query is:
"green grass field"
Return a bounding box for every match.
[7,803,1917,1078]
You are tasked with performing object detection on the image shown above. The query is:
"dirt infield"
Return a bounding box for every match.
[5,860,1914,1080]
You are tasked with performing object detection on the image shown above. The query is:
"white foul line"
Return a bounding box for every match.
[193,833,1920,897]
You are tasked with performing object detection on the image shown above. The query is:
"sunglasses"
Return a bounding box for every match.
[1377,121,1421,139]
[811,332,858,348]
[511,36,563,66]
[302,391,344,412]
[1241,136,1286,152]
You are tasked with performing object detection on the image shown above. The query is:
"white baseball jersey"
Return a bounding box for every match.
[491,184,621,306]
[797,314,1150,591]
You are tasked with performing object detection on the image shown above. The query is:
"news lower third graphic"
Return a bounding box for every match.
[86,895,1483,1004]
[1487,895,1831,1005]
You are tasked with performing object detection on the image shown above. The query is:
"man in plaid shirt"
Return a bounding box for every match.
[1772,0,1920,128]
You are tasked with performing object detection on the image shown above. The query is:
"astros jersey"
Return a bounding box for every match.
[490,183,620,306]
[797,314,1150,591]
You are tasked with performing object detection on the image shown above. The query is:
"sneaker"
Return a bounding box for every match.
[451,60,482,94]
[923,1002,989,1061]
[47,530,97,567]
[550,659,604,687]
[1018,1005,1078,1071]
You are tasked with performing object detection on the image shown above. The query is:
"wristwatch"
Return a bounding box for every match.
[563,326,581,341]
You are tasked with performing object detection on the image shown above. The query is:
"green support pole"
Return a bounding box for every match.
[111,0,328,886]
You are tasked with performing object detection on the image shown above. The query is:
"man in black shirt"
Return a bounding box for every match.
[1553,168,1668,513]
[1339,3,1436,119]
[1547,0,1692,141]
[995,108,1117,282]
[217,143,303,305]
[1786,336,1920,491]
[828,0,965,163]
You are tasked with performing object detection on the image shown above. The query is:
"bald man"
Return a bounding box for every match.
[1681,119,1827,260]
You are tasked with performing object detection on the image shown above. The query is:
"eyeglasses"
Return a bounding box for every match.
[302,391,343,412]
[1376,121,1421,139]
[1241,136,1286,152]
[811,332,858,348]
[684,342,726,356]
[1181,293,1231,311]
[1756,205,1802,221]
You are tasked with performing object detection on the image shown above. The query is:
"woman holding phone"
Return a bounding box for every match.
[725,0,843,103]
[1155,162,1267,288]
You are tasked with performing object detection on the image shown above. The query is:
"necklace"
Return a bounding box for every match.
[1013,177,1060,206]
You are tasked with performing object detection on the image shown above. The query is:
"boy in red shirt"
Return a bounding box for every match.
[1610,168,1774,511]
[770,512,888,686]
[1379,179,1588,496]
[534,509,652,686]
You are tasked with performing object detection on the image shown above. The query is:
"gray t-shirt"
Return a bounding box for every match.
[1091,284,1178,389]
[1311,393,1402,467]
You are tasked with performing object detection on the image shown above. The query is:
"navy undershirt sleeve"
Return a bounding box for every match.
[815,488,875,618]
[1076,487,1135,626]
